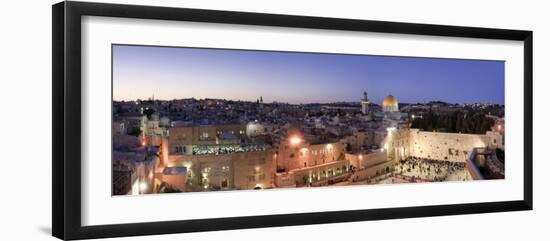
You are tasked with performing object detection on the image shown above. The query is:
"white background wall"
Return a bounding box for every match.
[0,0,547,240]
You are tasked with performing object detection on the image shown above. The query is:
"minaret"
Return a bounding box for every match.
[361,91,370,115]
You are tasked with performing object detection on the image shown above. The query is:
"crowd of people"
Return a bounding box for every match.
[394,157,470,182]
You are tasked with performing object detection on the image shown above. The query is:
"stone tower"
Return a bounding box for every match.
[361,91,370,114]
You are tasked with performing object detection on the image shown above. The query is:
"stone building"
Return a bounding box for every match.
[162,124,275,191]
[275,139,346,172]
[168,150,275,191]
[167,124,249,155]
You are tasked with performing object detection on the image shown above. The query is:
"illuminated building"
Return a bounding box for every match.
[382,95,399,112]
[169,149,275,191]
[167,124,250,155]
[165,124,274,191]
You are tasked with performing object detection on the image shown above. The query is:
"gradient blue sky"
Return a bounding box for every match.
[113,45,504,105]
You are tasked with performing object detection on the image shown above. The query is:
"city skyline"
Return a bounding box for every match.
[113,44,505,105]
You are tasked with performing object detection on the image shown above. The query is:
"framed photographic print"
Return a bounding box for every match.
[52,1,533,240]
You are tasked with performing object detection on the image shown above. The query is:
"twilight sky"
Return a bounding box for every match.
[112,44,504,105]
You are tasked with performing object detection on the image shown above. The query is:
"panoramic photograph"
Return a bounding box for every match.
[111,44,505,196]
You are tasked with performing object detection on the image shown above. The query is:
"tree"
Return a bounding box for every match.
[128,126,142,137]
[411,110,494,134]
[496,148,505,164]
[143,108,155,117]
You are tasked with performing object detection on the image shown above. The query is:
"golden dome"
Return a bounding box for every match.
[382,95,398,107]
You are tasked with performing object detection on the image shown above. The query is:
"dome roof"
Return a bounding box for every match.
[382,95,398,107]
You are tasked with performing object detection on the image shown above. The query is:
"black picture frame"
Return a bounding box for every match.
[52,1,533,240]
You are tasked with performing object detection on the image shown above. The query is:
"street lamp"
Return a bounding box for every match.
[289,136,302,146]
[139,181,148,194]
